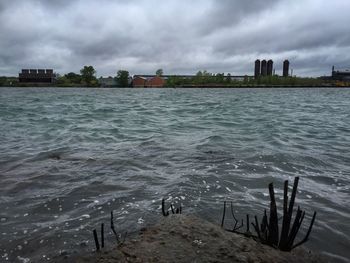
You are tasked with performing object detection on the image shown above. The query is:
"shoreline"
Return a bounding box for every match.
[1,85,350,88]
[53,215,328,263]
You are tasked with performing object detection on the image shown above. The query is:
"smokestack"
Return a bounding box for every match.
[283,60,290,77]
[267,60,273,76]
[261,60,267,76]
[254,59,261,79]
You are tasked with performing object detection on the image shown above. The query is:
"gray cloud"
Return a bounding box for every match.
[0,0,349,77]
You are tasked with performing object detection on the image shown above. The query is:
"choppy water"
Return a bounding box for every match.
[0,87,349,262]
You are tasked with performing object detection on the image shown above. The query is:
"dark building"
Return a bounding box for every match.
[283,60,290,77]
[19,69,56,83]
[254,59,261,79]
[267,60,273,76]
[261,60,267,76]
[332,66,350,81]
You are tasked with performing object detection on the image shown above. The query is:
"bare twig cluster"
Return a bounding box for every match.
[162,198,182,216]
[91,210,127,252]
[221,177,317,251]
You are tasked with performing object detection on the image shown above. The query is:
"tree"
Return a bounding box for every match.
[80,66,97,85]
[156,69,163,76]
[65,72,82,84]
[115,70,130,87]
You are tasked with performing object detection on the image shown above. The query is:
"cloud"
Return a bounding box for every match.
[0,0,349,77]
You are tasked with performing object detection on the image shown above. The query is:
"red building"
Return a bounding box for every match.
[132,75,165,88]
[132,76,147,87]
[146,76,165,87]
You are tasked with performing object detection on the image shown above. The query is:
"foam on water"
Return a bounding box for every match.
[0,87,350,262]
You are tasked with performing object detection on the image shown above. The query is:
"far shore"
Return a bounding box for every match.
[1,85,350,88]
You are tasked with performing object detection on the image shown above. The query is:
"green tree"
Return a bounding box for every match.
[80,66,97,85]
[0,77,7,86]
[65,72,82,84]
[115,70,130,87]
[156,69,163,76]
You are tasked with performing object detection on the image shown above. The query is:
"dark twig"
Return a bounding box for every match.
[279,180,289,249]
[292,211,317,249]
[230,202,239,230]
[286,207,303,249]
[93,229,100,251]
[246,214,250,233]
[252,215,261,241]
[221,201,226,228]
[162,199,169,217]
[268,183,279,246]
[111,211,120,243]
[170,204,175,214]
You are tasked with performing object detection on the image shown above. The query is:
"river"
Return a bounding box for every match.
[0,87,349,262]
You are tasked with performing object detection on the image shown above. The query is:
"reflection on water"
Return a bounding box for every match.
[0,88,349,262]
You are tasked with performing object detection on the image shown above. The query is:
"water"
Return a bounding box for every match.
[0,87,349,262]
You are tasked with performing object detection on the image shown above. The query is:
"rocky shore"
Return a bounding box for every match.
[55,214,326,263]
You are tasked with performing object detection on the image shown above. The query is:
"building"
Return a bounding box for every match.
[19,69,56,83]
[261,60,267,76]
[98,77,118,87]
[267,60,273,76]
[132,76,147,87]
[254,60,261,79]
[332,66,350,81]
[283,60,289,77]
[132,75,165,87]
[146,76,165,87]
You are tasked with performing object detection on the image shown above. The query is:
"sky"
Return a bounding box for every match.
[0,0,350,77]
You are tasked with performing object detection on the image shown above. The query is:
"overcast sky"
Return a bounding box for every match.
[0,0,349,77]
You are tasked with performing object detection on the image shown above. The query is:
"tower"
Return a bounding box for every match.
[261,60,267,76]
[283,60,290,77]
[255,59,261,79]
[267,60,273,76]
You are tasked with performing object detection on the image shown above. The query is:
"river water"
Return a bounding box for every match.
[0,87,349,262]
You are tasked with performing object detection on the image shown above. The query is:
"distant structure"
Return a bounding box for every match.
[283,60,290,77]
[331,66,350,81]
[261,60,267,76]
[254,60,261,79]
[19,69,56,83]
[267,60,273,76]
[132,75,165,88]
[98,77,118,87]
[254,59,274,78]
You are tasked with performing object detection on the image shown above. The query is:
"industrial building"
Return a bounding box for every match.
[254,60,261,79]
[19,69,56,83]
[267,60,273,76]
[332,66,350,81]
[261,60,267,76]
[254,59,273,78]
[283,60,290,77]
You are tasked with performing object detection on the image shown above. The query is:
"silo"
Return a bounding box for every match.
[267,60,273,76]
[283,60,290,77]
[254,59,261,79]
[261,60,267,76]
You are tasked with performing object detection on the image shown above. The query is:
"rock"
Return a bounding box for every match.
[54,215,327,263]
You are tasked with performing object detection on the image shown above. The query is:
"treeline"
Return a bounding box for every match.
[56,66,99,87]
[0,77,18,86]
[166,71,325,87]
[0,67,334,88]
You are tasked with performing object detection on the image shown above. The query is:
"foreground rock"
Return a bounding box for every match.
[62,215,326,263]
